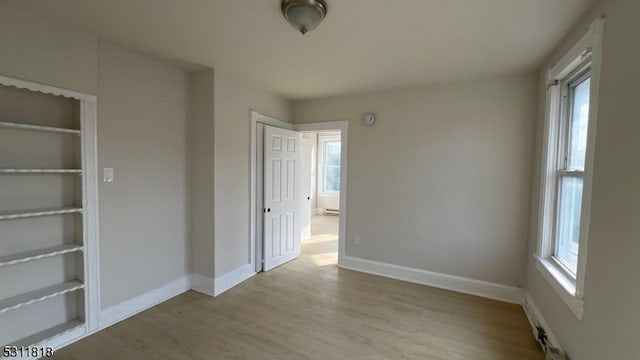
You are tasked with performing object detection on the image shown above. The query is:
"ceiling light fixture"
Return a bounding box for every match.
[281,0,327,35]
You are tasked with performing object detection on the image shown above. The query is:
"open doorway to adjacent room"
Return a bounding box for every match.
[251,112,348,274]
[300,131,341,267]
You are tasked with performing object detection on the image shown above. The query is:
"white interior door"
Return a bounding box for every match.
[263,125,301,271]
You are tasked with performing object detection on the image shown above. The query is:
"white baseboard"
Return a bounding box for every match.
[214,264,256,296]
[191,273,215,296]
[339,256,523,304]
[311,208,320,216]
[99,274,191,329]
[522,290,561,351]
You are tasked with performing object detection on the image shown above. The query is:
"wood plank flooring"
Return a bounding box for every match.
[53,215,542,359]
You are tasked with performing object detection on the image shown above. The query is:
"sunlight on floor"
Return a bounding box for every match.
[303,215,338,266]
[309,252,337,266]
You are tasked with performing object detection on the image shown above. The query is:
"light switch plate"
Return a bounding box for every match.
[103,168,114,183]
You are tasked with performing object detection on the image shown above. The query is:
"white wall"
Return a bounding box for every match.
[0,2,97,95]
[293,73,537,287]
[526,0,640,358]
[189,69,216,287]
[0,2,295,305]
[97,43,191,308]
[0,2,194,311]
[214,71,291,276]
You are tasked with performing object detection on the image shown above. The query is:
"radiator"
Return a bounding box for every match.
[535,326,568,360]
[546,348,569,360]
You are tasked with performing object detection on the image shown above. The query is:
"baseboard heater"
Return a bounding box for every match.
[546,348,569,360]
[324,208,339,215]
[535,327,569,360]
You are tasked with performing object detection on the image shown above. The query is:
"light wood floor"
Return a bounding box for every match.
[54,215,542,359]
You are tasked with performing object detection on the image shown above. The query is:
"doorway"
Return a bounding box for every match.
[300,129,341,250]
[250,111,348,273]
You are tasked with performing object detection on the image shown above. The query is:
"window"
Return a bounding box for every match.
[321,140,341,193]
[554,68,590,274]
[535,18,604,319]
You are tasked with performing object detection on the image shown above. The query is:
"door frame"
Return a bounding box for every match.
[294,121,348,267]
[250,111,348,272]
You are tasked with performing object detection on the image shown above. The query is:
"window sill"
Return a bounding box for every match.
[317,192,340,198]
[534,255,585,319]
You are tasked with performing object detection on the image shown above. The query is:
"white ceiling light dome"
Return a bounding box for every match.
[281,0,328,35]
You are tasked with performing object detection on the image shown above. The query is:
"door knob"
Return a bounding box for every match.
[307,196,310,200]
[267,208,271,212]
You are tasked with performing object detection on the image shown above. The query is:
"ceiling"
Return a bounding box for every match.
[10,0,595,100]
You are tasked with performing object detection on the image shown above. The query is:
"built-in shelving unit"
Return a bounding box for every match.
[0,244,84,268]
[0,169,82,174]
[0,120,81,135]
[0,74,97,351]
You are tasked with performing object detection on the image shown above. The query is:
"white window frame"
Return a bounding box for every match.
[535,17,605,320]
[317,134,341,197]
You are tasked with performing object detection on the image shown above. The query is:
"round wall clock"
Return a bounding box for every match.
[362,112,376,126]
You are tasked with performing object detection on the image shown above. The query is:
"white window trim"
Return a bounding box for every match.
[317,134,341,197]
[535,17,605,320]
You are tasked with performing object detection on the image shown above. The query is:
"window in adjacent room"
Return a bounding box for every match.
[322,140,340,194]
[535,18,604,319]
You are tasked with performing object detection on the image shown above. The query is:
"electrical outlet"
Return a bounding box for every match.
[353,234,360,246]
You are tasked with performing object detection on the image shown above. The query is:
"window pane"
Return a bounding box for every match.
[555,176,583,272]
[324,141,341,166]
[567,76,590,170]
[324,166,340,192]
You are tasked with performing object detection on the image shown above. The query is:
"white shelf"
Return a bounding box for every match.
[0,121,81,135]
[8,319,85,348]
[0,281,84,314]
[0,207,83,221]
[0,244,84,268]
[0,169,82,174]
